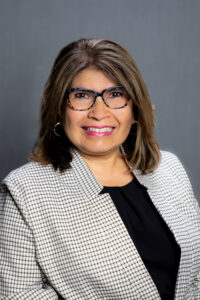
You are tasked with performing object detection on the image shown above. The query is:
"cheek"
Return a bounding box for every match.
[63,109,85,140]
[63,110,76,138]
[124,101,135,124]
[64,109,78,130]
[119,108,135,127]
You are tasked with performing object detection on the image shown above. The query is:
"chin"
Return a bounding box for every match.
[79,146,120,157]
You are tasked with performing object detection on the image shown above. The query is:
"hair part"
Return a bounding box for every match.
[30,38,160,174]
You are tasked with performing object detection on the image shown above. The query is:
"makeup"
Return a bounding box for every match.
[82,126,115,136]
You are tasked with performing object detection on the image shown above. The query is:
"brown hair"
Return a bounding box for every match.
[30,38,160,173]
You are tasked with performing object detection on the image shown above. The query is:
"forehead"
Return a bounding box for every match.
[71,67,117,92]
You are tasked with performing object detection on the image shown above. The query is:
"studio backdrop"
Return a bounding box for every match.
[0,0,199,200]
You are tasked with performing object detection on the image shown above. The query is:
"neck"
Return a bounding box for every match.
[77,148,134,187]
[83,149,120,167]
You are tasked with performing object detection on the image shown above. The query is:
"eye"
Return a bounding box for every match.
[74,92,89,99]
[111,91,123,97]
[107,89,124,98]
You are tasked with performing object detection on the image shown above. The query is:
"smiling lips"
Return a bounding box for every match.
[82,126,115,136]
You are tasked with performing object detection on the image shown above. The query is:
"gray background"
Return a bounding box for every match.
[0,0,199,201]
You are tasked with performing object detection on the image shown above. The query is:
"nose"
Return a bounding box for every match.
[88,96,110,120]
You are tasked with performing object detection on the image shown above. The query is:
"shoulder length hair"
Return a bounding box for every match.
[30,38,160,174]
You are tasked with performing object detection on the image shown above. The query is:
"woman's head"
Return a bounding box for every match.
[63,67,135,162]
[31,38,160,173]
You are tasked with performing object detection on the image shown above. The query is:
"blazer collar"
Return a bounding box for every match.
[69,147,103,196]
[69,147,151,195]
[68,147,156,192]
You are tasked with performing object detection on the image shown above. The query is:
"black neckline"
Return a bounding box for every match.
[103,177,135,189]
[100,176,147,194]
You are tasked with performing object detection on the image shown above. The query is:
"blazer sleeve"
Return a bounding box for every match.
[0,184,60,300]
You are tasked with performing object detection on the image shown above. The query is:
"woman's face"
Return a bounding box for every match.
[64,67,135,158]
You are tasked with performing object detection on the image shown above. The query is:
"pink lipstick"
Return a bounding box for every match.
[82,126,115,136]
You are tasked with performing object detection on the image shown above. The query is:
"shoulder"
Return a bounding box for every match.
[157,150,199,224]
[2,161,54,185]
[1,159,76,197]
[135,150,190,186]
[135,150,199,215]
[158,150,192,186]
[159,150,186,172]
[1,161,62,198]
[152,150,193,192]
[159,150,184,169]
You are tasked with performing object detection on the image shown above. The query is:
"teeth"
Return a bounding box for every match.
[85,127,113,133]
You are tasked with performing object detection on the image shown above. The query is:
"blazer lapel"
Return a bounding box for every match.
[133,168,193,300]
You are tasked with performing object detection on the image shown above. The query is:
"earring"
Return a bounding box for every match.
[120,144,126,156]
[53,122,62,137]
[120,144,133,171]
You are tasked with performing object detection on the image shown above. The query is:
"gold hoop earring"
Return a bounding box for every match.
[53,122,62,137]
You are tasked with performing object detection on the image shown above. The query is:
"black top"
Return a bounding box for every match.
[100,177,180,300]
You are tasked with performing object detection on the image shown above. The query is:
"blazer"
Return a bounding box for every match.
[0,149,200,300]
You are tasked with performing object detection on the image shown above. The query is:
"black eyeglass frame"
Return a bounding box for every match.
[65,86,130,111]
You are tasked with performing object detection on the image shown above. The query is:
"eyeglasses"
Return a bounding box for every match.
[65,86,130,111]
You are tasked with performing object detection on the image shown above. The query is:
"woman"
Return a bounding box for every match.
[0,38,199,300]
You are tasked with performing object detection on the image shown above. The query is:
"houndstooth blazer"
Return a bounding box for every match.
[0,149,200,300]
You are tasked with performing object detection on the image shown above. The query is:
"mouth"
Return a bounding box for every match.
[82,126,115,136]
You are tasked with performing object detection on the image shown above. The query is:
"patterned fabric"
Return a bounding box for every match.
[0,149,200,300]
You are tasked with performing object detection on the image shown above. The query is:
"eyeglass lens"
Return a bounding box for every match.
[68,87,129,109]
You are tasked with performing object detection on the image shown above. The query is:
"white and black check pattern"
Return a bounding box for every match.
[0,149,200,299]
